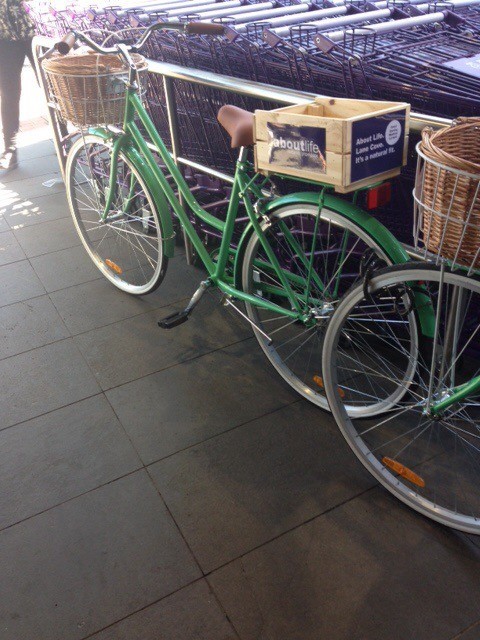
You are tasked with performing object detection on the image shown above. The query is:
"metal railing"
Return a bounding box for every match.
[32,33,451,171]
[32,33,451,261]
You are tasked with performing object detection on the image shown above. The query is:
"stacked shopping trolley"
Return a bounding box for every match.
[30,0,480,241]
[30,0,480,120]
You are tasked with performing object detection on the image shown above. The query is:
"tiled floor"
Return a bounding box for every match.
[2,72,480,640]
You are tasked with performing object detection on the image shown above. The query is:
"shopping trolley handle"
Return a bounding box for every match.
[53,21,225,57]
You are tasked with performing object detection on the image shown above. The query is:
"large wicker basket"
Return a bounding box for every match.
[414,118,480,271]
[42,52,149,128]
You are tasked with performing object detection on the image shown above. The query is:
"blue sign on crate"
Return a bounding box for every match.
[350,110,406,183]
[267,123,327,173]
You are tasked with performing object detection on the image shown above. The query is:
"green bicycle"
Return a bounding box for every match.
[49,22,413,413]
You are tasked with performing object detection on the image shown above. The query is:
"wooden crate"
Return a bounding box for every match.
[254,97,410,193]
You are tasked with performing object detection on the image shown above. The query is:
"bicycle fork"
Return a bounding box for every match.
[425,267,480,418]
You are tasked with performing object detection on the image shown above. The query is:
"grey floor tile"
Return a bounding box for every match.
[0,231,25,266]
[1,154,60,184]
[31,244,101,293]
[17,138,55,161]
[14,216,79,258]
[0,471,200,640]
[74,293,250,390]
[0,260,45,307]
[0,296,69,360]
[0,395,141,529]
[107,340,298,465]
[451,620,480,640]
[208,490,480,640]
[89,580,237,640]
[149,402,374,571]
[3,191,69,230]
[1,174,65,202]
[0,214,9,233]
[50,256,199,335]
[0,339,100,430]
[452,622,480,640]
[0,182,21,211]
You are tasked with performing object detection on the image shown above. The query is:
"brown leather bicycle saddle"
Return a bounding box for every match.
[217,105,254,148]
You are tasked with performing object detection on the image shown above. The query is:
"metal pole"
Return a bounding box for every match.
[163,75,195,264]
[32,40,67,180]
[33,35,451,133]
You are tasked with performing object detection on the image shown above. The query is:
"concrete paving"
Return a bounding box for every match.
[1,64,480,640]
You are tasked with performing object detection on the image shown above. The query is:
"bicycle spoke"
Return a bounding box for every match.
[322,264,480,533]
[67,137,165,294]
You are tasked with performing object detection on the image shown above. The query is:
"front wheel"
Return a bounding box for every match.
[65,134,167,295]
[322,263,480,533]
[241,203,404,412]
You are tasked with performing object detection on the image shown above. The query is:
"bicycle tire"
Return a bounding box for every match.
[241,203,414,413]
[66,134,168,295]
[322,262,480,533]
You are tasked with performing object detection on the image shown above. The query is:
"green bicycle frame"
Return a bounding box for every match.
[96,89,313,319]
[90,72,433,332]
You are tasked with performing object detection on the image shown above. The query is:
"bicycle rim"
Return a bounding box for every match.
[66,134,166,294]
[241,204,406,413]
[323,263,480,533]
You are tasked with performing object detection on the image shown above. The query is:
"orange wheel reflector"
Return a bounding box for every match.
[313,375,345,398]
[313,375,324,388]
[382,457,425,488]
[105,259,123,274]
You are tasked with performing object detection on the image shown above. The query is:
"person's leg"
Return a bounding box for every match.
[0,40,27,169]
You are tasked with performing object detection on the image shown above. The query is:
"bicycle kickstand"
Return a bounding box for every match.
[158,279,211,329]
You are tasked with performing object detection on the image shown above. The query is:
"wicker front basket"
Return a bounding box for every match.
[42,52,148,127]
[416,119,480,269]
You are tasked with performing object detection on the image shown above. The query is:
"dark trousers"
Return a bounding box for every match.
[0,38,34,148]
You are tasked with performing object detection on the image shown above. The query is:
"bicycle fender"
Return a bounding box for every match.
[265,192,411,265]
[87,128,175,258]
[234,191,433,336]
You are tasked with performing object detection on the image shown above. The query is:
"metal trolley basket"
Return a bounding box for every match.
[413,118,480,273]
[42,51,149,127]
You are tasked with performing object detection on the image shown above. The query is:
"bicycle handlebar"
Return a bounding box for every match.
[185,21,225,35]
[53,21,225,56]
[55,32,76,55]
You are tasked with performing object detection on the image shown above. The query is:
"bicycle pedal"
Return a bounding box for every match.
[158,310,190,329]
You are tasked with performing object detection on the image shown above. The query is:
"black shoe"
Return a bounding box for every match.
[0,148,18,172]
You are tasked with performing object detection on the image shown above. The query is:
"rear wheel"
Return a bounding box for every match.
[241,203,407,412]
[65,134,167,294]
[322,263,480,533]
